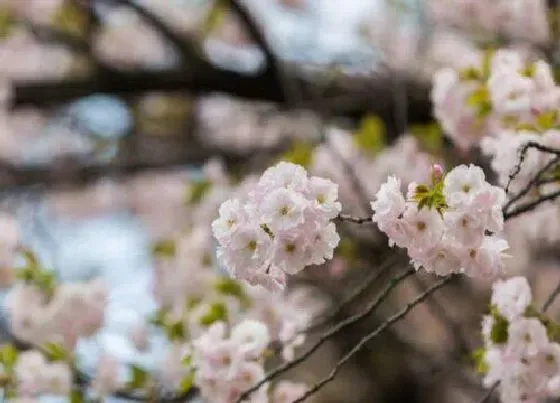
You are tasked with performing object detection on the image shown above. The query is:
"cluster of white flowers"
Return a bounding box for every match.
[190,320,270,402]
[12,350,72,397]
[372,164,509,277]
[190,320,307,403]
[5,278,107,351]
[481,277,560,403]
[213,162,341,291]
[427,0,549,44]
[433,50,560,153]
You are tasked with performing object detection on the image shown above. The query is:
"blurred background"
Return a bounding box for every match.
[0,0,558,402]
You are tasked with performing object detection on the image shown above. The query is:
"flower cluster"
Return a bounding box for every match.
[479,277,560,403]
[189,320,270,402]
[433,50,560,152]
[189,320,308,403]
[213,162,341,291]
[372,164,509,277]
[5,258,108,351]
[12,349,72,397]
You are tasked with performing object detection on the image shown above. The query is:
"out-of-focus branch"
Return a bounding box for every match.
[11,68,432,123]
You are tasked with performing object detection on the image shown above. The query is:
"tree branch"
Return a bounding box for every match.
[543,279,560,313]
[235,267,416,402]
[292,274,456,402]
[305,254,401,332]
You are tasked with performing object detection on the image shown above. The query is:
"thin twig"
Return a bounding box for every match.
[292,275,456,402]
[336,214,373,224]
[235,267,417,402]
[478,381,499,403]
[505,142,560,194]
[503,189,560,220]
[503,154,560,213]
[543,279,560,312]
[305,255,400,332]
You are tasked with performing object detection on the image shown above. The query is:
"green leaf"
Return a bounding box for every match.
[466,87,490,108]
[179,372,195,394]
[409,123,443,154]
[128,365,149,390]
[0,344,17,370]
[70,389,84,403]
[279,141,314,168]
[42,342,68,362]
[199,302,228,326]
[186,180,211,205]
[152,240,176,258]
[148,309,168,327]
[21,249,40,271]
[536,110,558,131]
[471,348,488,374]
[0,8,14,39]
[200,0,227,37]
[215,278,244,298]
[353,115,386,156]
[481,48,494,80]
[490,312,509,344]
[459,67,482,81]
[165,321,186,342]
[53,2,86,37]
[337,237,357,261]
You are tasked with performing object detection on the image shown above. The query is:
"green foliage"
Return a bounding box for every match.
[53,2,86,37]
[489,306,509,344]
[199,302,228,326]
[200,0,227,37]
[152,239,176,258]
[70,389,85,403]
[336,237,357,262]
[215,278,251,309]
[0,344,17,372]
[42,342,70,362]
[0,8,14,39]
[165,321,186,342]
[15,252,56,298]
[279,141,314,168]
[535,110,558,131]
[128,365,149,390]
[353,115,386,156]
[409,123,443,154]
[471,348,488,374]
[186,180,212,205]
[466,87,492,120]
[148,309,169,327]
[412,180,448,213]
[179,372,195,394]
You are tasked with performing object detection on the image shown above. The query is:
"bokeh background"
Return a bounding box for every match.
[0,0,558,402]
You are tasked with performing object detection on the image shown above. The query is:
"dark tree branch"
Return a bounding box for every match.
[503,188,560,220]
[305,254,401,332]
[543,279,560,313]
[235,267,417,402]
[292,275,456,402]
[109,0,202,66]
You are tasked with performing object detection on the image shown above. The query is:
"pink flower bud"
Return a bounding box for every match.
[431,164,444,181]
